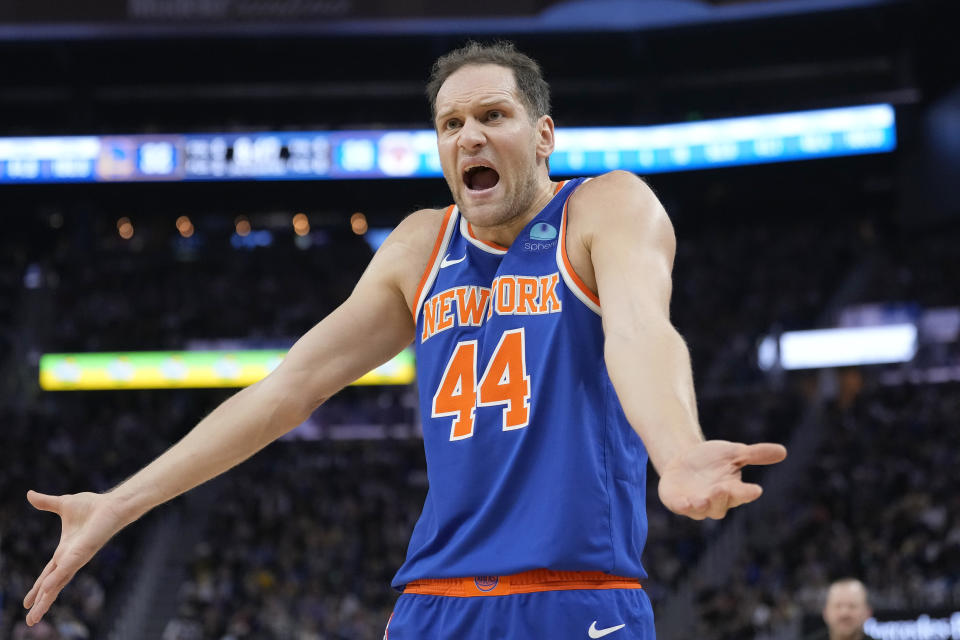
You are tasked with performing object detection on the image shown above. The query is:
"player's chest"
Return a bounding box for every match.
[419,248,566,347]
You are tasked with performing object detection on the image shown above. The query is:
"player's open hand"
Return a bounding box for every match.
[23,490,127,626]
[657,440,787,520]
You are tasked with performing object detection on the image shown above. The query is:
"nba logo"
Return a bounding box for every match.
[474,576,499,592]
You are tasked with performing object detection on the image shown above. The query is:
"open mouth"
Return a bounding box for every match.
[463,166,500,192]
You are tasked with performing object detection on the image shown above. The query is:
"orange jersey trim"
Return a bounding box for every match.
[403,569,641,597]
[559,197,601,307]
[412,205,456,322]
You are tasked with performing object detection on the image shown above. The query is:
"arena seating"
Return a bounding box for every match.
[693,380,960,639]
[1,392,206,639]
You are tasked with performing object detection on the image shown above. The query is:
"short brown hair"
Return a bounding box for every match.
[426,41,551,123]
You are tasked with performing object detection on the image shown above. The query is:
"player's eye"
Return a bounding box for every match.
[444,119,461,130]
[487,110,503,121]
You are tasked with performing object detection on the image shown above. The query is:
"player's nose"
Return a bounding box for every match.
[457,118,486,150]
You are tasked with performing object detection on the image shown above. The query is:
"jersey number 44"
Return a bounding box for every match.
[431,327,532,441]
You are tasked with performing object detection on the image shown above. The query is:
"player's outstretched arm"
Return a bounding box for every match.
[570,171,786,521]
[23,209,444,626]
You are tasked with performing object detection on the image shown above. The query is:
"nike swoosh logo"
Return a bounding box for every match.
[440,253,466,268]
[588,621,626,638]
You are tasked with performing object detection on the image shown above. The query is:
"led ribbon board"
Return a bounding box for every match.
[39,349,415,390]
[776,324,918,370]
[0,105,895,184]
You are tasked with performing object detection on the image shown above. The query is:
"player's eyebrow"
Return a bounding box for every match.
[435,97,513,125]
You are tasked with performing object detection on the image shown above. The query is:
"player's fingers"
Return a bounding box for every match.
[23,558,57,608]
[661,493,697,520]
[28,564,75,625]
[735,443,787,467]
[695,481,751,519]
[26,586,58,627]
[724,481,764,509]
[26,490,63,515]
[701,481,764,519]
[692,496,729,520]
[701,486,733,520]
[26,588,57,627]
[674,495,712,520]
[678,504,708,520]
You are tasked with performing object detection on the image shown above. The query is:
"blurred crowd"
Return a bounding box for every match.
[856,225,960,308]
[670,217,866,386]
[161,441,427,640]
[0,391,209,639]
[42,228,371,353]
[693,380,960,640]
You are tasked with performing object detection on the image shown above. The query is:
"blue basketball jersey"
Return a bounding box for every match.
[392,178,649,588]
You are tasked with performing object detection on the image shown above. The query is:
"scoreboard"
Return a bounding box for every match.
[0,104,896,184]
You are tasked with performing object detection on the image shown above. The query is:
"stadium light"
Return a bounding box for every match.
[775,324,918,370]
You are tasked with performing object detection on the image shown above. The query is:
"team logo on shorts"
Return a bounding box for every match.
[474,576,499,591]
[529,222,557,241]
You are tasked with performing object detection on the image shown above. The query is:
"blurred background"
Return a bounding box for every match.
[1,0,959,638]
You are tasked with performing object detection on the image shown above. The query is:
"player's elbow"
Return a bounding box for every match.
[603,316,689,375]
[602,302,675,345]
[252,368,323,427]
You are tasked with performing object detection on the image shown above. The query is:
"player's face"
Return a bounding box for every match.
[823,582,871,639]
[434,64,552,228]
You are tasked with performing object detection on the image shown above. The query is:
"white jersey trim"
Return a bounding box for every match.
[556,178,601,316]
[460,215,509,255]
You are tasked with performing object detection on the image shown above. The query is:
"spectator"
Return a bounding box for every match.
[808,578,874,640]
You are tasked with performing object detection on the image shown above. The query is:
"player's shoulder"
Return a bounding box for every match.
[383,206,451,256]
[568,171,670,239]
[569,170,658,213]
[583,169,650,189]
[370,206,453,307]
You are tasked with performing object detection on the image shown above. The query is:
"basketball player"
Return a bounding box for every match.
[24,42,786,638]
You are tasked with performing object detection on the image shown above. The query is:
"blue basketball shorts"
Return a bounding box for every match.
[384,571,655,639]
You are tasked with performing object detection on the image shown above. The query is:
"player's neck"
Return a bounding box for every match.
[470,178,556,248]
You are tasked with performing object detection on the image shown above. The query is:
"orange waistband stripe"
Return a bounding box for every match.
[403,569,642,597]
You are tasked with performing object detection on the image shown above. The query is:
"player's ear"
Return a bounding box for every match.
[535,115,555,161]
